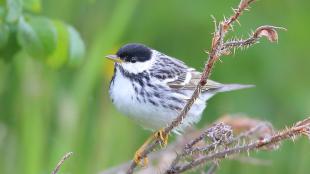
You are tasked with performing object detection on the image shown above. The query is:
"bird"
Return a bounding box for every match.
[106,43,253,165]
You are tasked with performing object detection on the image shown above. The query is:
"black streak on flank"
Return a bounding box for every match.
[140,90,145,97]
[147,82,158,90]
[148,99,158,106]
[154,92,161,98]
[133,85,138,93]
[168,104,181,111]
[170,96,184,104]
[109,66,117,89]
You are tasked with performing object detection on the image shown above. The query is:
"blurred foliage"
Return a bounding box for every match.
[0,0,85,67]
[0,0,310,174]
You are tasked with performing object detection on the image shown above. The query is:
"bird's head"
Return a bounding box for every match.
[106,43,156,74]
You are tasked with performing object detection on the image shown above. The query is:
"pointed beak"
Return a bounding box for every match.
[105,55,123,63]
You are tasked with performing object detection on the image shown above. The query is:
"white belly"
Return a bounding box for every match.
[109,69,208,132]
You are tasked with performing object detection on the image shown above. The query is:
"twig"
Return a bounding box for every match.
[226,0,256,26]
[51,152,73,174]
[165,120,285,173]
[169,123,232,171]
[233,121,274,140]
[185,123,232,150]
[223,26,287,52]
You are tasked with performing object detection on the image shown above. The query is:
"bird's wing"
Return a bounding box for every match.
[167,70,223,91]
[151,54,222,91]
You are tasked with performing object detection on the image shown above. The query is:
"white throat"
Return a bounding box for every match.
[118,50,158,74]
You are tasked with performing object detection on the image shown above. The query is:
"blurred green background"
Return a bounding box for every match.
[0,0,310,173]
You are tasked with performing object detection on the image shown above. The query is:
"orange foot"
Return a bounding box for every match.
[134,148,148,166]
[155,128,169,147]
[133,128,169,166]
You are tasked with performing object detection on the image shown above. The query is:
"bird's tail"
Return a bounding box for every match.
[200,83,254,102]
[216,83,255,93]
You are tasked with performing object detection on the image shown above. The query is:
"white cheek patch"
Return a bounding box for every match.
[121,61,153,74]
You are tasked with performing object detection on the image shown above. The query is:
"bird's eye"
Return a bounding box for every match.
[131,57,137,63]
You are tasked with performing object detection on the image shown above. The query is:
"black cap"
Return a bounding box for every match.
[116,43,152,63]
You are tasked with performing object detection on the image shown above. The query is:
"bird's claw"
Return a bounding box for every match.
[155,128,169,147]
[133,128,169,167]
[134,150,148,167]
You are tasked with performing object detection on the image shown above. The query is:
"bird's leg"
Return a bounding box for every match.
[134,128,169,166]
[134,135,153,166]
[154,128,169,147]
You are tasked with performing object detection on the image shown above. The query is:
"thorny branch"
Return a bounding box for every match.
[168,123,234,171]
[100,116,310,174]
[166,118,273,173]
[166,117,310,173]
[126,0,285,173]
[223,25,286,54]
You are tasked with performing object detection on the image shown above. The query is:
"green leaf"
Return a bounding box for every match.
[17,17,43,58]
[0,23,9,48]
[16,16,84,68]
[17,16,57,59]
[29,16,57,55]
[46,20,69,68]
[6,0,23,23]
[23,0,41,13]
[0,25,20,61]
[67,25,85,66]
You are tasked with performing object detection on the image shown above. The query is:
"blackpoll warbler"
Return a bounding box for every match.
[107,43,252,132]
